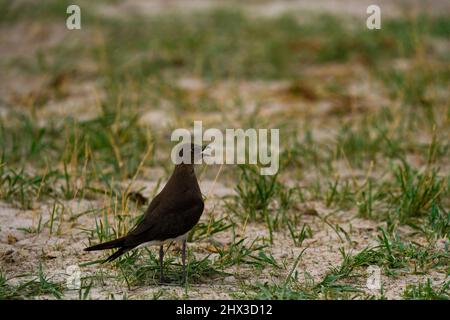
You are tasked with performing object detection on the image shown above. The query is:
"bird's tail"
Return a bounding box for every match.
[102,247,131,263]
[84,237,126,251]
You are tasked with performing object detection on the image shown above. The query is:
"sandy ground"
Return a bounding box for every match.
[1,177,447,299]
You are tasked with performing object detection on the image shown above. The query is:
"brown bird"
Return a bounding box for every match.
[84,143,208,283]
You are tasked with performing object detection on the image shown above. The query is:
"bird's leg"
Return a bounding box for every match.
[159,245,165,283]
[182,240,187,284]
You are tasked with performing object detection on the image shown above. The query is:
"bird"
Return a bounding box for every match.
[84,143,208,283]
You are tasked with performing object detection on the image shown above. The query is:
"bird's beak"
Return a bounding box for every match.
[201,144,212,156]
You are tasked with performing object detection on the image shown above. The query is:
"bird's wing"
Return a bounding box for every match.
[125,191,162,236]
[123,192,204,247]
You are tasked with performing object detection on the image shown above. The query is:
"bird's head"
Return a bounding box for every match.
[173,143,209,165]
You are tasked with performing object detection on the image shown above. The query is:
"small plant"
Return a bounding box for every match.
[214,237,268,269]
[0,266,65,299]
[233,165,280,221]
[226,165,282,243]
[427,204,449,239]
[0,167,57,209]
[287,222,313,247]
[188,216,233,242]
[391,164,445,223]
[403,279,449,300]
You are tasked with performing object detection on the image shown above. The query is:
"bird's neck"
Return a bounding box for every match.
[174,163,195,174]
[171,164,197,182]
[166,164,199,191]
[164,164,202,199]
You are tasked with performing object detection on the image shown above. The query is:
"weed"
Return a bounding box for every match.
[403,278,449,300]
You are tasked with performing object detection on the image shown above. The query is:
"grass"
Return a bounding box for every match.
[246,249,366,300]
[229,165,280,221]
[352,162,449,236]
[226,164,305,244]
[88,235,278,290]
[0,166,60,209]
[391,164,446,223]
[0,265,65,299]
[403,278,449,300]
[287,223,313,247]
[116,249,226,287]
[189,215,233,242]
[373,228,448,274]
[245,227,449,299]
